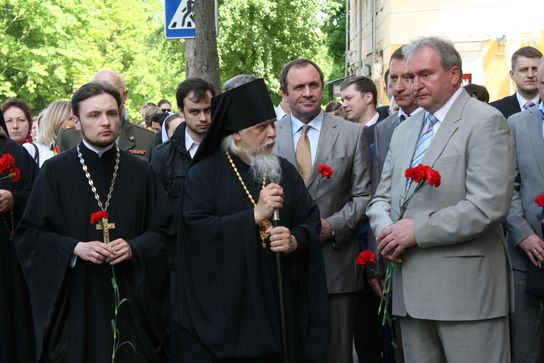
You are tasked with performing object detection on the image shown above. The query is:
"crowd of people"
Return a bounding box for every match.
[1,35,543,363]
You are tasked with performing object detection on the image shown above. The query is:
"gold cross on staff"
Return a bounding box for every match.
[96,217,116,244]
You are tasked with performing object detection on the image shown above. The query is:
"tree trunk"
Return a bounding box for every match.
[185,0,221,93]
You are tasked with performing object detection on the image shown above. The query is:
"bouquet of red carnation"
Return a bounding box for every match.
[0,153,21,183]
[379,164,441,326]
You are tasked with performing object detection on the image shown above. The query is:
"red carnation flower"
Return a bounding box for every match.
[90,210,109,225]
[356,249,377,268]
[426,167,441,187]
[0,153,16,174]
[535,194,544,208]
[9,167,21,183]
[317,164,334,179]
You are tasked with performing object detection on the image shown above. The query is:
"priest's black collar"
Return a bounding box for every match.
[80,140,116,160]
[81,139,115,158]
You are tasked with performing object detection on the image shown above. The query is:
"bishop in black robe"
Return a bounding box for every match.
[177,149,330,362]
[15,142,174,363]
[0,136,38,363]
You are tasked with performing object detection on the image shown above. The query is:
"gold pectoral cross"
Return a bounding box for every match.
[96,217,116,244]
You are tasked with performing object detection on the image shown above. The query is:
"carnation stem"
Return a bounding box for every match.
[103,220,136,363]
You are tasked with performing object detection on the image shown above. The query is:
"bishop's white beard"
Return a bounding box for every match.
[250,149,282,184]
[222,136,282,184]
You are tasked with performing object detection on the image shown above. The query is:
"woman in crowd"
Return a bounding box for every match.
[141,105,162,132]
[1,98,33,144]
[0,112,39,362]
[23,100,73,167]
[164,113,183,140]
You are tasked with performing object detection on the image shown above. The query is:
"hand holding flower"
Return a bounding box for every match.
[73,241,115,264]
[519,234,544,268]
[377,164,441,327]
[0,189,14,213]
[108,238,133,265]
[378,219,416,262]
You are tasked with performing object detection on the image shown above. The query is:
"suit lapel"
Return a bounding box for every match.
[400,113,424,193]
[422,92,465,168]
[275,116,296,166]
[307,115,339,188]
[404,92,465,193]
[509,94,521,115]
[528,108,544,180]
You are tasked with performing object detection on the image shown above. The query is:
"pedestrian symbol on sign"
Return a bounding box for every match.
[169,0,194,29]
[164,0,196,39]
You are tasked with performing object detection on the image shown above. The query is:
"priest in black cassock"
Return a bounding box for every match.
[15,82,174,363]
[177,78,330,363]
[0,112,38,363]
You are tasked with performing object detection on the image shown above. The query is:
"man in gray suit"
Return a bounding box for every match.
[368,37,514,362]
[273,59,372,363]
[505,58,544,363]
[368,45,421,363]
[372,46,422,195]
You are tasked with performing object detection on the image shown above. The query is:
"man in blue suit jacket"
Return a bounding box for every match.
[490,46,542,119]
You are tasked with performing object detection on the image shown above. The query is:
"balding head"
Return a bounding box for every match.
[92,70,128,105]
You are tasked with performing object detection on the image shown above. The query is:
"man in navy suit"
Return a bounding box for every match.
[490,46,542,118]
[340,76,388,146]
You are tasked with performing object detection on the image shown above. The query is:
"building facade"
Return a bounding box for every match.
[345,0,544,104]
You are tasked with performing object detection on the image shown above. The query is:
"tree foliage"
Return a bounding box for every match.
[0,0,184,120]
[0,0,343,117]
[217,0,335,101]
[323,0,346,80]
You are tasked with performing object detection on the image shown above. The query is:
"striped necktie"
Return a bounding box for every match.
[523,101,535,110]
[411,112,438,168]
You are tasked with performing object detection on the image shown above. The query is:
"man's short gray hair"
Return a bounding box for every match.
[403,36,463,75]
[223,74,259,92]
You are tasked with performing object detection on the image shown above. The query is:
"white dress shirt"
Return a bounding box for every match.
[185,129,200,159]
[516,91,540,110]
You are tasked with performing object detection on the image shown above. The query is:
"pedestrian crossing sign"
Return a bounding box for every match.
[165,0,196,39]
